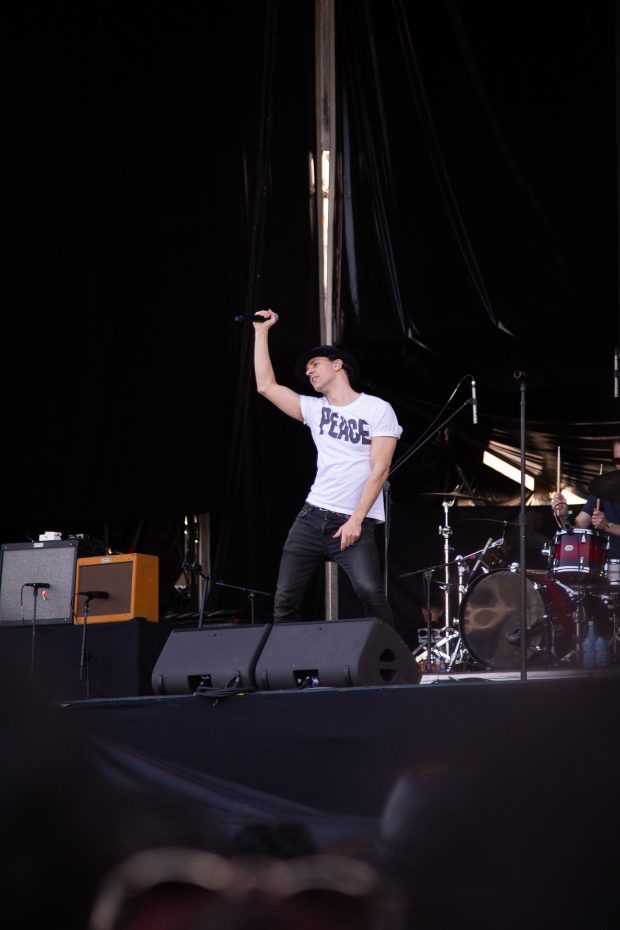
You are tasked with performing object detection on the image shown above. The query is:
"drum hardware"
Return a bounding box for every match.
[417,564,462,672]
[594,588,620,664]
[415,492,462,672]
[558,585,588,667]
[404,537,505,673]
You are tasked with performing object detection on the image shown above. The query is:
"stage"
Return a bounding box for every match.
[3,632,619,929]
[60,667,620,832]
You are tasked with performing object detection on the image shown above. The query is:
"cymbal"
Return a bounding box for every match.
[460,518,520,527]
[421,492,490,503]
[589,470,620,502]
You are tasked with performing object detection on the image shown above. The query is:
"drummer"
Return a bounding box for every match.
[551,439,620,561]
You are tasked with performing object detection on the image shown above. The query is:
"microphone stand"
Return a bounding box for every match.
[383,481,391,596]
[387,391,475,635]
[182,561,211,628]
[197,569,210,629]
[215,580,273,625]
[514,370,528,681]
[30,587,39,683]
[79,596,92,699]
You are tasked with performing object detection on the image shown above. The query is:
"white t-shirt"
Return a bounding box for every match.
[299,392,403,522]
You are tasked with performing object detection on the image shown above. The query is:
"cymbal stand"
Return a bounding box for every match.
[437,496,460,656]
[443,557,469,672]
[403,556,464,671]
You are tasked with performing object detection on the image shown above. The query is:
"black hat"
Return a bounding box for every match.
[294,344,360,385]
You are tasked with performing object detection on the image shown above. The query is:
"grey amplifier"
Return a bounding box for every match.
[0,540,84,626]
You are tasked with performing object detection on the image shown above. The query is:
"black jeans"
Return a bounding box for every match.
[273,503,394,627]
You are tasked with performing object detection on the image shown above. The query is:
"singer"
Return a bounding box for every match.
[253,308,402,627]
[551,437,620,561]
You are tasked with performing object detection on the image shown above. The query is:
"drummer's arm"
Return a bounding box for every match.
[574,511,592,529]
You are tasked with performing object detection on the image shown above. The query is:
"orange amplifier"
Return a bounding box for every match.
[73,553,159,624]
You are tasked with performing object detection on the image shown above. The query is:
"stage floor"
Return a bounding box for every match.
[420,663,620,683]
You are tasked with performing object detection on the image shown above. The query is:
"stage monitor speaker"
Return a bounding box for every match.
[151,624,273,694]
[254,618,421,690]
[74,553,159,624]
[0,540,82,626]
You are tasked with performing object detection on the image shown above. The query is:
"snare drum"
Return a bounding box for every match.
[550,529,607,585]
[605,559,620,585]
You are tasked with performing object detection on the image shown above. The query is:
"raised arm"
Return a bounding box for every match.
[253,309,303,421]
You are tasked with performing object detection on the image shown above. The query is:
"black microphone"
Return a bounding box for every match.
[24,582,50,589]
[507,619,545,646]
[77,590,109,600]
[234,314,268,324]
[471,377,477,424]
[470,537,492,576]
[614,347,619,399]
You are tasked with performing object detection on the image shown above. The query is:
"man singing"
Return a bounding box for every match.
[253,309,402,627]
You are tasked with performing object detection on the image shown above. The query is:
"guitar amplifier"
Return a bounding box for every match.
[0,539,83,626]
[74,553,159,624]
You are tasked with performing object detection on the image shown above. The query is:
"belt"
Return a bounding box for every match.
[305,503,350,519]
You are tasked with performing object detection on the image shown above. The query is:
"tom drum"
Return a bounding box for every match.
[550,528,607,585]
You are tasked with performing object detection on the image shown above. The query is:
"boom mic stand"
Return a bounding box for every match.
[386,376,477,622]
[215,580,273,625]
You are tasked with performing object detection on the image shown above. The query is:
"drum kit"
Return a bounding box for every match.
[407,471,620,673]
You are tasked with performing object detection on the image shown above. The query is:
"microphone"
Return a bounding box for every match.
[507,619,545,646]
[614,347,619,399]
[234,314,271,324]
[24,582,50,589]
[470,537,493,576]
[471,377,478,424]
[77,590,109,600]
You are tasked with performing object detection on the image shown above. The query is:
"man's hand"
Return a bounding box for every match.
[592,509,609,531]
[551,492,569,517]
[334,515,363,550]
[253,308,279,330]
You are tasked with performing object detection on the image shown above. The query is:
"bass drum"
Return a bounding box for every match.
[459,569,577,671]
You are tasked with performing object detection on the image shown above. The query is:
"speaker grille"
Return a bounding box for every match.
[74,554,159,623]
[0,541,80,625]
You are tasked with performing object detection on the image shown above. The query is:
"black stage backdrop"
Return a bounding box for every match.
[4,1,619,622]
